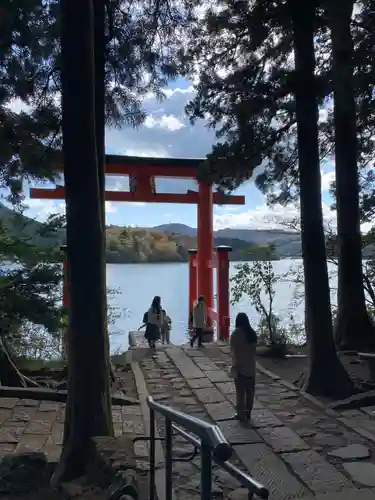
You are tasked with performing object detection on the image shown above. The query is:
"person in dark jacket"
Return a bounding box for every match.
[230,312,257,422]
[144,296,163,349]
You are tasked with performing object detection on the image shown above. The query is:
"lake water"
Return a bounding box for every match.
[107,259,338,352]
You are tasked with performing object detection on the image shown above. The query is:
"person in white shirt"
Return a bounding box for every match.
[190,295,206,347]
[161,309,172,344]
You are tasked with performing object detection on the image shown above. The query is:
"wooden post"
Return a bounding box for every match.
[197,181,214,327]
[188,249,198,329]
[216,245,232,341]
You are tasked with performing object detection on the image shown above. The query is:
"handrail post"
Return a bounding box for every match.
[149,407,156,500]
[165,417,173,500]
[200,441,212,500]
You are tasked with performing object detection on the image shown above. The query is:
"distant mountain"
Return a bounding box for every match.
[0,202,65,248]
[153,223,197,238]
[153,223,302,258]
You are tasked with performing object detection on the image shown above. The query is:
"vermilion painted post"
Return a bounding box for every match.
[60,245,69,353]
[197,181,214,327]
[216,245,232,341]
[188,249,198,328]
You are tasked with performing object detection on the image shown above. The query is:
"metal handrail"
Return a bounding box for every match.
[146,396,269,500]
[148,396,232,462]
[172,423,269,499]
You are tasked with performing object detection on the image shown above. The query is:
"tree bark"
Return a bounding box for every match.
[290,0,354,398]
[93,0,106,234]
[93,0,116,386]
[327,0,375,351]
[52,0,113,483]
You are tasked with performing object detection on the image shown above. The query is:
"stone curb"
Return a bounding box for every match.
[131,361,175,500]
[255,360,375,443]
[0,386,138,406]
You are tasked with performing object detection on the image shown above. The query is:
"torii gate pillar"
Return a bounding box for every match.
[197,181,214,326]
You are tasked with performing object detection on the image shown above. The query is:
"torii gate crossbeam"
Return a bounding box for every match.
[29,154,246,341]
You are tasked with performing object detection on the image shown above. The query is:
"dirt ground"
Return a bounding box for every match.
[258,346,372,387]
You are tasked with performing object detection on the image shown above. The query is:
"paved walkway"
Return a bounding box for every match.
[0,397,144,463]
[2,343,375,499]
[135,344,375,500]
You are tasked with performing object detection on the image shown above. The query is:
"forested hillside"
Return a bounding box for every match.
[0,204,279,263]
[105,226,271,262]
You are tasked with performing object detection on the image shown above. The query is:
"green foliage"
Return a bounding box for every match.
[231,256,280,341]
[257,315,288,358]
[10,322,62,361]
[243,243,277,261]
[183,1,375,204]
[0,213,64,358]
[183,0,301,193]
[1,0,198,201]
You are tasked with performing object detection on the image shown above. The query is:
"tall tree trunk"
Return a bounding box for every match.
[52,0,113,482]
[93,0,115,383]
[93,0,106,233]
[327,0,375,351]
[290,0,354,397]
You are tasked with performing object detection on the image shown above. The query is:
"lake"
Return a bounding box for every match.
[107,259,339,352]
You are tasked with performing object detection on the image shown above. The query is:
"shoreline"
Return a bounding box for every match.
[106,257,295,265]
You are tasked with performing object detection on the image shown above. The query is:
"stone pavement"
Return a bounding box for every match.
[1,343,375,499]
[135,344,375,500]
[0,397,146,464]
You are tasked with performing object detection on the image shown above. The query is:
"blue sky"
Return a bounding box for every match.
[21,77,337,230]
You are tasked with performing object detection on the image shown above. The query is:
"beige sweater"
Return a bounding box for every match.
[230,328,256,378]
[193,302,206,328]
[147,307,163,328]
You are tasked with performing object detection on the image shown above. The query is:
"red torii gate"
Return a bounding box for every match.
[29,155,245,340]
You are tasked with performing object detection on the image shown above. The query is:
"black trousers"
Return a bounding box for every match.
[191,327,203,346]
[234,374,255,418]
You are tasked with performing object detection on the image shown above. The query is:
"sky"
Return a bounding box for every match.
[18,77,338,231]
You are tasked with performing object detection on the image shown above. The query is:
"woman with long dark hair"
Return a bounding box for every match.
[145,296,163,349]
[230,312,257,422]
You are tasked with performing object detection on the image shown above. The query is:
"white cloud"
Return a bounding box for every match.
[214,199,372,235]
[321,170,335,191]
[23,199,118,222]
[7,93,61,115]
[144,114,186,131]
[143,86,194,101]
[6,99,31,114]
[213,202,336,230]
[215,205,242,214]
[24,199,66,221]
[105,201,117,213]
[115,146,171,158]
[163,86,194,98]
